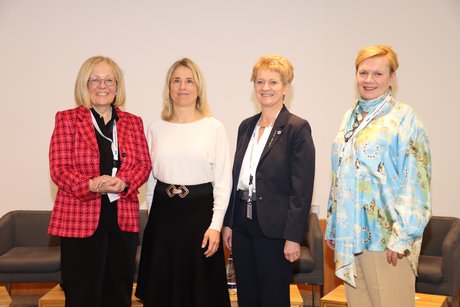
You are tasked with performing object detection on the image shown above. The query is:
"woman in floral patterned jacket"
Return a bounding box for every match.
[325,45,431,307]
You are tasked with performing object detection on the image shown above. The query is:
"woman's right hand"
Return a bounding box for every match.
[89,175,126,193]
[326,239,335,251]
[223,226,232,250]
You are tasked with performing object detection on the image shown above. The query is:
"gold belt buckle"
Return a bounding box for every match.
[166,185,189,198]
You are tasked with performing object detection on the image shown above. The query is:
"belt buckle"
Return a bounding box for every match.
[166,185,189,198]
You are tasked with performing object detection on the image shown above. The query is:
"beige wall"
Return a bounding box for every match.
[0,0,459,219]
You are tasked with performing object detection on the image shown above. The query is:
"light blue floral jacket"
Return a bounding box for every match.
[325,96,431,286]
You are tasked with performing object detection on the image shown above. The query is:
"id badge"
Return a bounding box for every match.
[246,201,253,220]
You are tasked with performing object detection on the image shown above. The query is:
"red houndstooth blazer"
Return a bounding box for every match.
[48,105,152,238]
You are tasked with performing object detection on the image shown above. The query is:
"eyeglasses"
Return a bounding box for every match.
[88,77,116,88]
[344,110,363,142]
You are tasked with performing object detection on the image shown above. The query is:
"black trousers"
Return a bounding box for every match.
[60,203,138,307]
[232,200,293,307]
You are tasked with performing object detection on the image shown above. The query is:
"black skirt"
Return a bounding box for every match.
[136,181,230,307]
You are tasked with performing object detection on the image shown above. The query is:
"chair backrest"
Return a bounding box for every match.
[6,210,60,247]
[421,216,456,257]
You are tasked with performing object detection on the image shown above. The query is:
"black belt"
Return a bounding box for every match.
[238,190,257,202]
[155,181,212,199]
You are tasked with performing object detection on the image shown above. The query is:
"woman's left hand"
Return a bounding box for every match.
[284,240,301,263]
[386,248,404,266]
[202,228,221,258]
[91,175,127,193]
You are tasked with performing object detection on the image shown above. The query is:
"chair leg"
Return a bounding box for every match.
[310,284,324,307]
[311,284,316,307]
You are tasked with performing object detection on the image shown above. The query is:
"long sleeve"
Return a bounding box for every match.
[387,111,432,254]
[145,172,156,212]
[209,122,232,231]
[145,120,156,212]
[325,109,352,241]
[49,110,98,202]
[284,120,315,242]
[116,114,152,199]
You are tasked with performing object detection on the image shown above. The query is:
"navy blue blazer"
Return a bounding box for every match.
[224,105,315,243]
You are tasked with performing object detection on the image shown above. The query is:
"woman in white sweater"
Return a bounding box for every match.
[136,58,232,307]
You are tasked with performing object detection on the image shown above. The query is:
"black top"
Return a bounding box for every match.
[90,106,120,206]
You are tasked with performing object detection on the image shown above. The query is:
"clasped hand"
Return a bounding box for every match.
[89,175,126,194]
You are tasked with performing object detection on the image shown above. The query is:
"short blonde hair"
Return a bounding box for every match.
[161,58,211,121]
[250,55,294,85]
[74,56,126,109]
[355,45,399,74]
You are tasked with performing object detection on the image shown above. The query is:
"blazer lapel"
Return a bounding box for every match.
[76,106,98,151]
[259,105,289,162]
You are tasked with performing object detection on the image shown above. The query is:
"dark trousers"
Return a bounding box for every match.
[61,203,138,307]
[232,200,292,307]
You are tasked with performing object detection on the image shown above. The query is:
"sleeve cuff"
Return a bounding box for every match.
[387,234,411,255]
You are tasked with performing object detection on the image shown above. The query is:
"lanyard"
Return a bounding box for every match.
[90,111,120,202]
[336,94,392,179]
[247,112,279,200]
[90,111,119,174]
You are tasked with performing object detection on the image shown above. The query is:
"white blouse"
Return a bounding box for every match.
[237,125,272,192]
[145,117,232,231]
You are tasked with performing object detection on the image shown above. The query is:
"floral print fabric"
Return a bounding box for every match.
[325,95,431,286]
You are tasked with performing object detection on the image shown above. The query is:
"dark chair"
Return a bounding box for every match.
[416,216,460,304]
[0,210,61,292]
[0,209,149,293]
[291,212,324,307]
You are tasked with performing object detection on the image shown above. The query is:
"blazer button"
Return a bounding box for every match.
[258,196,263,201]
[122,153,127,158]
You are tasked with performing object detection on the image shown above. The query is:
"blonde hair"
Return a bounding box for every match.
[161,58,211,121]
[355,45,399,74]
[74,56,126,109]
[250,55,294,85]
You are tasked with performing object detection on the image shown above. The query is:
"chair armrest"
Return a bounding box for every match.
[441,217,460,293]
[0,212,15,255]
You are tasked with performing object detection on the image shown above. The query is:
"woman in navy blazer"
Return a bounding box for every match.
[223,55,315,307]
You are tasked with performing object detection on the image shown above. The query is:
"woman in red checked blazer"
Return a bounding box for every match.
[48,56,151,307]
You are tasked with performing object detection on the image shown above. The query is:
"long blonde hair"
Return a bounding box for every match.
[161,58,211,121]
